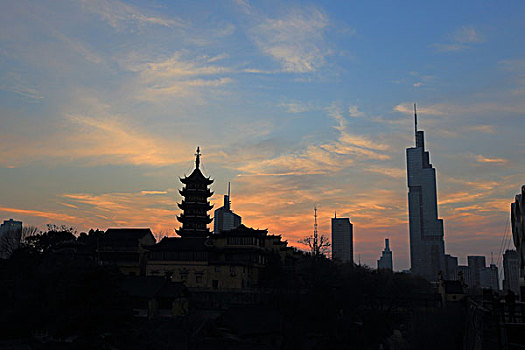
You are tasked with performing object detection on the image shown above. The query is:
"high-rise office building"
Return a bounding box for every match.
[377,238,393,270]
[458,265,472,287]
[445,254,459,280]
[511,185,525,299]
[0,218,23,259]
[406,105,445,281]
[213,183,241,233]
[467,255,486,289]
[480,263,499,291]
[503,249,520,294]
[331,214,353,263]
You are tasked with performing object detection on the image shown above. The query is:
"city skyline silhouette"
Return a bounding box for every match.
[1,1,524,271]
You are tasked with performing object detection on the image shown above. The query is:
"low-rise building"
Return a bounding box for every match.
[146,224,298,290]
[97,228,156,276]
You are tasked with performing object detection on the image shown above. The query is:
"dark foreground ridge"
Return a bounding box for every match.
[1,229,467,350]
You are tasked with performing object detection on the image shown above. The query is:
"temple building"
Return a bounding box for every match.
[176,147,214,238]
[406,105,446,281]
[143,147,300,290]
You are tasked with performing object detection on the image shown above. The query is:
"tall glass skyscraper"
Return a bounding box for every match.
[406,105,445,281]
[331,214,353,264]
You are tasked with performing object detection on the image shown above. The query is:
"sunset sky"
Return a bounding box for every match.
[1,0,524,270]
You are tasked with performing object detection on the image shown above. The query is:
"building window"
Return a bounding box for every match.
[212,280,219,289]
[196,275,203,284]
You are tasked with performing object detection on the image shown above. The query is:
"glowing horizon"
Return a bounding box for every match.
[1,0,524,270]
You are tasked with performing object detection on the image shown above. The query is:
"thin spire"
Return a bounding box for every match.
[414,103,418,143]
[313,206,318,255]
[195,146,201,169]
[334,210,337,219]
[227,182,231,209]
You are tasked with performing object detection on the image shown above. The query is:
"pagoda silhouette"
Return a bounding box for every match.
[176,147,214,238]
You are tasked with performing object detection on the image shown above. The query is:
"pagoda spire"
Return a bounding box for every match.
[195,146,201,169]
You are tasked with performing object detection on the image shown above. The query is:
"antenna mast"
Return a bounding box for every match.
[228,182,231,207]
[313,206,319,256]
[414,103,418,142]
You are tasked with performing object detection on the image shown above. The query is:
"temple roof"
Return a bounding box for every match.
[102,228,154,247]
[216,224,268,238]
[180,168,213,185]
[148,237,207,251]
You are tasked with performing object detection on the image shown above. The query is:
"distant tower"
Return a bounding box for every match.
[480,263,499,291]
[503,249,520,294]
[176,147,214,238]
[377,238,393,270]
[467,255,486,289]
[331,213,353,263]
[0,219,23,259]
[213,182,242,233]
[511,185,525,299]
[406,104,445,281]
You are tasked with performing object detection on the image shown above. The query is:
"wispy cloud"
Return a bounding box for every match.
[141,190,169,195]
[348,105,365,117]
[250,6,332,73]
[279,101,312,113]
[235,104,388,176]
[119,51,234,100]
[475,154,507,164]
[364,166,405,179]
[62,190,179,234]
[0,72,43,101]
[393,101,524,116]
[0,206,80,223]
[80,0,184,30]
[432,25,484,52]
[0,96,195,167]
[466,125,496,134]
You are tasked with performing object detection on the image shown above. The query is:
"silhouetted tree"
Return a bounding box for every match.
[24,225,76,253]
[300,234,331,257]
[0,226,23,259]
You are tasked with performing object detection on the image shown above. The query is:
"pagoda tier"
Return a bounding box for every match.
[179,187,213,198]
[176,214,213,224]
[176,147,214,238]
[178,201,214,211]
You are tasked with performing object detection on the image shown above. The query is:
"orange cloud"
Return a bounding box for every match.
[0,207,80,223]
[476,154,508,164]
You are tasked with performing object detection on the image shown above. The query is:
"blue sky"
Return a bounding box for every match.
[1,0,524,270]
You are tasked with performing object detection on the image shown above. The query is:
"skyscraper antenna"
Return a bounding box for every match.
[228,182,231,207]
[414,103,418,141]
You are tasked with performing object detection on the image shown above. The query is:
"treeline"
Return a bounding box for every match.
[0,227,465,349]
